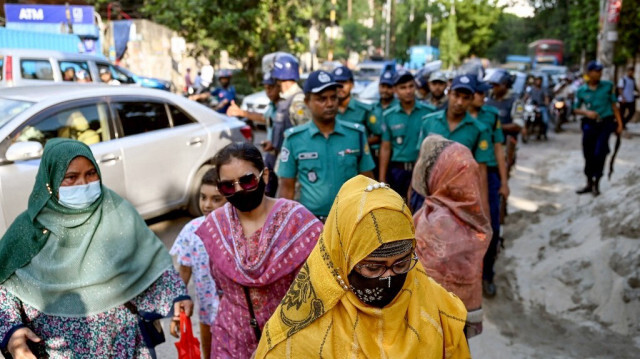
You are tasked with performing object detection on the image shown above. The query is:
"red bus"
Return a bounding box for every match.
[528,39,564,67]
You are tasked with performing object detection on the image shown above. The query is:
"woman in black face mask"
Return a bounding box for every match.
[254,175,471,359]
[196,142,323,358]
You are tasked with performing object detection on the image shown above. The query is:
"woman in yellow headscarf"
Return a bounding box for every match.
[254,175,470,358]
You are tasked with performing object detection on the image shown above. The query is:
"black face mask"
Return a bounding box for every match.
[348,270,408,308]
[226,178,265,212]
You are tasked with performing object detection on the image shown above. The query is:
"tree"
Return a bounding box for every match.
[439,6,463,68]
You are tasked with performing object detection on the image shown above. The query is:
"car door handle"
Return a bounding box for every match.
[187,137,203,146]
[99,154,122,163]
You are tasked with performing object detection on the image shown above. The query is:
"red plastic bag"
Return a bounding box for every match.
[175,311,201,359]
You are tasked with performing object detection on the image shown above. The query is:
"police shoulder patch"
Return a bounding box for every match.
[479,140,490,151]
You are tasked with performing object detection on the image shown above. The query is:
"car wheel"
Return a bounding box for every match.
[187,164,213,217]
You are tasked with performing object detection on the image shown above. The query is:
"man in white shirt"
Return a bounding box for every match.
[617,66,637,129]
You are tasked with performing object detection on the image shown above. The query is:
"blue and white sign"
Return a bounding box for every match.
[4,4,94,25]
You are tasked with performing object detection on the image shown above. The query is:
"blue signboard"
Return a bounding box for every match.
[4,4,94,25]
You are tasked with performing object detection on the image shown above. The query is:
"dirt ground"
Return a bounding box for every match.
[469,121,640,358]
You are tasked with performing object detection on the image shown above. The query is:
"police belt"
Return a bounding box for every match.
[585,115,615,124]
[487,166,499,174]
[390,161,415,171]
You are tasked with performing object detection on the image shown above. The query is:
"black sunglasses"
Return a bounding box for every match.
[217,170,264,197]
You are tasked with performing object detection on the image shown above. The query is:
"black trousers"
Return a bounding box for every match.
[582,119,615,179]
[620,102,636,128]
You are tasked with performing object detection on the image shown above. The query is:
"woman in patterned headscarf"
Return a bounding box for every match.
[0,138,191,358]
[254,175,470,359]
[412,134,492,337]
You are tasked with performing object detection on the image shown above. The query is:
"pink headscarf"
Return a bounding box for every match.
[412,135,492,310]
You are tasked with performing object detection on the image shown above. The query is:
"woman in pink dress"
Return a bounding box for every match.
[196,143,322,358]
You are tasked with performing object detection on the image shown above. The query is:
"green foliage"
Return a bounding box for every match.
[486,13,536,62]
[453,0,502,57]
[615,0,640,64]
[440,12,463,68]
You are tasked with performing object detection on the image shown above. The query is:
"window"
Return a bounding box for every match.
[168,105,196,126]
[59,61,92,82]
[114,102,170,136]
[97,63,134,84]
[13,103,109,146]
[20,59,54,80]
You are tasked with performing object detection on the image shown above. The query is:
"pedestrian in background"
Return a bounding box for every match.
[277,70,375,221]
[617,66,638,130]
[333,65,375,130]
[573,60,623,196]
[379,70,435,200]
[170,167,226,359]
[271,53,310,127]
[185,67,194,94]
[412,135,492,337]
[0,139,192,358]
[196,142,322,358]
[255,175,470,358]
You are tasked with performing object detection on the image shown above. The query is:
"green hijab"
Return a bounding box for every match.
[0,138,173,317]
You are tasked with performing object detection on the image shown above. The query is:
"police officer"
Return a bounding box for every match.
[379,70,435,199]
[277,70,375,220]
[369,70,399,173]
[573,60,623,196]
[425,71,449,110]
[485,69,524,175]
[414,67,431,102]
[468,80,509,297]
[211,69,236,113]
[417,75,492,211]
[333,66,375,129]
[271,53,310,128]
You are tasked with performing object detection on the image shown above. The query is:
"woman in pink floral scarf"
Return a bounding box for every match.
[196,143,322,358]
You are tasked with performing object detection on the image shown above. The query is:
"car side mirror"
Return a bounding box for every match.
[5,141,44,162]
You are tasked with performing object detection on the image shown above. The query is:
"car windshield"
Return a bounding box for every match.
[0,98,34,129]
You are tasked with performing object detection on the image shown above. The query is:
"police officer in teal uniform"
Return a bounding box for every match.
[469,80,509,297]
[333,66,374,127]
[277,70,375,220]
[416,74,492,211]
[573,60,623,196]
[379,70,435,199]
[368,70,398,175]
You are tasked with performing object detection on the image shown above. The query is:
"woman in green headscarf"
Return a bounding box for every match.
[0,139,192,358]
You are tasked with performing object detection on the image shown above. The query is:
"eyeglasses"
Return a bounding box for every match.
[216,170,264,197]
[354,253,419,279]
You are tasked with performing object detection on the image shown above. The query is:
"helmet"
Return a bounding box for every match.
[271,53,300,81]
[484,69,512,87]
[217,69,233,78]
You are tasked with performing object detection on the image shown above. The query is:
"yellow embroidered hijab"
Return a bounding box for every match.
[255,175,470,359]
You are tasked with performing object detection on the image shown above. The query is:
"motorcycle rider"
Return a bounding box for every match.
[523,74,550,139]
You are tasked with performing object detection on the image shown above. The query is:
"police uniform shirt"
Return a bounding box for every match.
[370,98,399,150]
[419,110,493,164]
[486,93,516,125]
[575,80,617,119]
[336,98,372,127]
[381,102,436,163]
[473,105,505,167]
[283,83,311,126]
[277,120,375,217]
[211,86,237,113]
[263,101,277,143]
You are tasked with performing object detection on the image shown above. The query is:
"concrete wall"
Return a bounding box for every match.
[105,19,209,93]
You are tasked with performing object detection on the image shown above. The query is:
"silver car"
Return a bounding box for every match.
[0,84,251,234]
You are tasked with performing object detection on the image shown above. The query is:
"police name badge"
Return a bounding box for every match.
[298,152,319,160]
[308,170,318,183]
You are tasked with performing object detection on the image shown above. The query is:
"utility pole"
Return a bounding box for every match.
[348,0,352,19]
[597,0,623,81]
[425,14,432,47]
[385,0,391,58]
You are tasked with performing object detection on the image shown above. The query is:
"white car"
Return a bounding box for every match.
[0,84,251,234]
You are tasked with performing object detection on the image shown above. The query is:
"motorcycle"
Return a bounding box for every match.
[552,97,569,132]
[522,100,545,142]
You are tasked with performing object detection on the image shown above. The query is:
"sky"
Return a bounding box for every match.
[498,0,536,18]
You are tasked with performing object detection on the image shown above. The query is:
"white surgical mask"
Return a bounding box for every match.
[58,181,102,209]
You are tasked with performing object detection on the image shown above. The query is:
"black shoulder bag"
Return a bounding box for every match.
[124,302,165,349]
[242,286,262,341]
